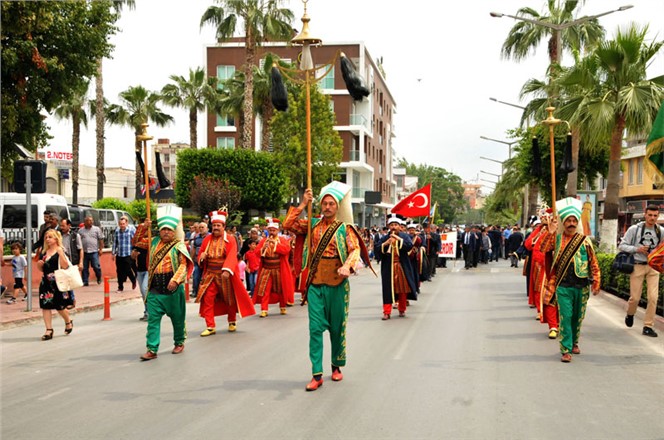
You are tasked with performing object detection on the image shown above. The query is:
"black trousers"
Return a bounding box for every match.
[428,253,438,275]
[115,255,137,289]
[463,245,472,268]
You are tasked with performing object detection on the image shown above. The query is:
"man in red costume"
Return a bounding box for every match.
[196,210,255,335]
[524,208,559,339]
[253,218,295,317]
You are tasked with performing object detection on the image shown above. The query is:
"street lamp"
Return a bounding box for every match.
[480,170,501,179]
[489,97,525,111]
[490,5,633,65]
[480,135,518,160]
[479,156,505,176]
[480,178,498,185]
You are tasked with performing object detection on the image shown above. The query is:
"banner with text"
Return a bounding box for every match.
[438,231,457,258]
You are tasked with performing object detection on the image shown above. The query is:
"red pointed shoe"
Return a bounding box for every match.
[305,377,323,391]
[331,370,343,382]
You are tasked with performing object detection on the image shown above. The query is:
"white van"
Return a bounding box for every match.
[97,209,136,229]
[0,192,69,245]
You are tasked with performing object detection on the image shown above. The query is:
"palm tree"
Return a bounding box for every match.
[560,24,664,251]
[53,83,90,204]
[200,0,294,149]
[500,1,605,196]
[105,85,174,197]
[160,67,220,149]
[95,0,135,200]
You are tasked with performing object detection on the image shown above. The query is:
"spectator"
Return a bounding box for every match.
[59,218,82,309]
[131,217,152,321]
[244,240,260,296]
[190,221,209,298]
[112,216,137,292]
[78,215,104,286]
[507,226,524,268]
[618,204,664,337]
[6,243,28,304]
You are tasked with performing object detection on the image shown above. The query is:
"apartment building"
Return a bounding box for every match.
[619,141,664,229]
[205,39,396,226]
[151,138,189,185]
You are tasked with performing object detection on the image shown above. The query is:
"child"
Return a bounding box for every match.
[8,243,28,304]
[238,259,247,287]
[244,240,260,297]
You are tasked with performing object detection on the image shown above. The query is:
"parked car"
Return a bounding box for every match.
[0,192,69,246]
[97,209,136,229]
[67,204,101,230]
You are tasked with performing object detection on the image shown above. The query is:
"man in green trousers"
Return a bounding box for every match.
[284,182,373,391]
[140,206,193,361]
[540,197,601,363]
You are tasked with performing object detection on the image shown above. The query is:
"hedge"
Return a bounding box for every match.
[175,148,288,213]
[597,252,663,318]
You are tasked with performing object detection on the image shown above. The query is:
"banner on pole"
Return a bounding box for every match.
[438,231,457,258]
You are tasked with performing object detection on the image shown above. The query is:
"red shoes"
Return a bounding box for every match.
[561,353,572,363]
[140,351,158,361]
[572,345,580,355]
[381,314,390,320]
[172,344,185,354]
[305,377,323,391]
[331,370,343,382]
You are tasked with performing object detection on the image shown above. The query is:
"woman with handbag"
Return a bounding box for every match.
[36,229,74,340]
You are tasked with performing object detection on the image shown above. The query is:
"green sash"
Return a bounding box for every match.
[551,232,586,290]
[305,220,343,289]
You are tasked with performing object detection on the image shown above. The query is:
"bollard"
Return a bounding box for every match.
[103,276,111,321]
[184,278,190,303]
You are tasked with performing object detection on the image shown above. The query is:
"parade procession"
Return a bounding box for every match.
[1,1,663,439]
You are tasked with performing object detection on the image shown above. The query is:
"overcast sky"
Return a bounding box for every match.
[45,0,664,191]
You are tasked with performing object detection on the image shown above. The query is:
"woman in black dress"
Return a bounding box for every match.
[37,229,74,340]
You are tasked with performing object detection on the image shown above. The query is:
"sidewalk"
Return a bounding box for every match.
[0,278,145,330]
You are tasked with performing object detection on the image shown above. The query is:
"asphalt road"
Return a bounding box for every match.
[1,259,662,440]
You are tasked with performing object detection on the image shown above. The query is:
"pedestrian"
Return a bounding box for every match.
[196,210,255,336]
[252,218,295,317]
[112,216,137,292]
[59,218,82,309]
[140,206,193,361]
[480,228,491,264]
[33,211,58,258]
[618,204,663,337]
[283,182,373,391]
[244,240,260,296]
[375,214,418,320]
[37,229,74,340]
[131,217,152,321]
[540,197,601,362]
[507,226,524,268]
[78,215,104,286]
[6,243,28,304]
[424,223,441,277]
[461,226,476,270]
[190,221,209,298]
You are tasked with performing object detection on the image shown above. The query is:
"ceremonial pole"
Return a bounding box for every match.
[137,123,154,264]
[542,107,561,216]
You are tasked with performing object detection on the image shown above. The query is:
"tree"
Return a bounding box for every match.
[95,1,135,200]
[559,24,664,251]
[200,0,294,149]
[396,159,467,224]
[53,82,90,204]
[1,1,117,178]
[160,67,220,149]
[501,0,605,196]
[175,148,288,213]
[105,85,174,197]
[189,175,242,217]
[270,82,343,196]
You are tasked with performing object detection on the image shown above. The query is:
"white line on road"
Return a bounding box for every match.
[393,288,436,361]
[38,387,71,401]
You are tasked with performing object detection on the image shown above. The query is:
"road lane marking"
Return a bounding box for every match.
[38,387,71,401]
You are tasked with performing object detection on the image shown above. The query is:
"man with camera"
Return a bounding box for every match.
[618,204,663,337]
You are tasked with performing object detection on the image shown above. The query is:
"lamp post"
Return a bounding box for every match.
[490,5,633,64]
[479,156,505,176]
[480,170,501,179]
[480,135,518,160]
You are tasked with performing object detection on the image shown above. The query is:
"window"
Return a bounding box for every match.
[216,114,235,127]
[164,154,170,162]
[637,157,643,184]
[1,204,38,228]
[216,65,236,90]
[317,64,334,89]
[216,137,235,149]
[628,159,634,185]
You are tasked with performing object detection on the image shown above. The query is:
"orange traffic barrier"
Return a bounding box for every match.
[103,276,111,321]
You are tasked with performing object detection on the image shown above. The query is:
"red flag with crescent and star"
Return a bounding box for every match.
[391,183,431,218]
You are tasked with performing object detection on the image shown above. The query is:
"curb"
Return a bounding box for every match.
[600,289,664,332]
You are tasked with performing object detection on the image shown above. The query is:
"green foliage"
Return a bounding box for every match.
[126,199,156,222]
[395,159,467,223]
[175,148,288,212]
[182,214,201,226]
[92,198,128,210]
[1,1,118,178]
[271,82,344,194]
[188,175,242,217]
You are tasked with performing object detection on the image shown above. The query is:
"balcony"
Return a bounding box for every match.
[349,150,360,161]
[352,187,373,199]
[349,113,370,135]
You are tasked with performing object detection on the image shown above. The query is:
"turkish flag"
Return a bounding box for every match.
[391,184,431,218]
